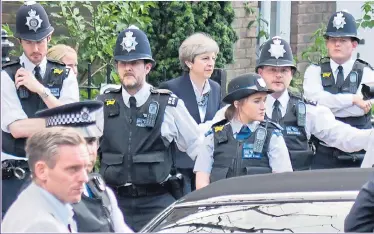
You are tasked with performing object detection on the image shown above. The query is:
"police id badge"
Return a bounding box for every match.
[242,143,262,159]
[349,71,358,94]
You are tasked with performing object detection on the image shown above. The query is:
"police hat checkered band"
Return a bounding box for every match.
[46,107,95,127]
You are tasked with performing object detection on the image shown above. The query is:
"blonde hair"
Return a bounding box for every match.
[179,32,219,71]
[26,127,86,178]
[47,44,76,62]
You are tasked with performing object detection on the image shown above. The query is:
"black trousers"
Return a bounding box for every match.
[2,172,30,217]
[116,190,175,232]
[311,145,362,169]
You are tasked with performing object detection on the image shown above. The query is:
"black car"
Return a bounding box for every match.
[140,168,374,233]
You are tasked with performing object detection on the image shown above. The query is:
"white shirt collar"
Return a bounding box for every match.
[19,53,48,76]
[121,82,152,108]
[191,79,211,98]
[230,118,260,135]
[266,91,290,118]
[330,58,355,75]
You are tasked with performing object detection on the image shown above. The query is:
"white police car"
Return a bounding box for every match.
[140,168,374,233]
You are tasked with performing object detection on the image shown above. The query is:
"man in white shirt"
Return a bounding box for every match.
[302,10,374,168]
[1,2,79,216]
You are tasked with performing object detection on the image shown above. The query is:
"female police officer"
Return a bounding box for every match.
[194,73,293,189]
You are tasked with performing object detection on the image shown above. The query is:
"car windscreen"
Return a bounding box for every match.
[151,200,354,233]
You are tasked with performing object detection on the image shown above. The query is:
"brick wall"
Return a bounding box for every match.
[225,1,258,82]
[290,1,336,75]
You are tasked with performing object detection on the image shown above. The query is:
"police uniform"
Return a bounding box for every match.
[96,27,202,232]
[1,2,79,217]
[194,73,293,181]
[255,36,373,170]
[34,101,133,233]
[303,11,374,168]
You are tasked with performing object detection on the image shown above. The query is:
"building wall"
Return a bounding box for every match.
[225,1,258,81]
[290,1,336,75]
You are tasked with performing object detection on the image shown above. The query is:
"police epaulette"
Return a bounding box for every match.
[47,58,65,66]
[211,119,229,133]
[356,58,374,70]
[151,88,173,95]
[288,89,302,99]
[104,87,121,94]
[260,120,284,131]
[318,57,330,65]
[2,59,20,68]
[303,97,317,106]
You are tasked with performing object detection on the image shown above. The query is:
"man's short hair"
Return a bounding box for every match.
[179,32,220,72]
[25,127,86,177]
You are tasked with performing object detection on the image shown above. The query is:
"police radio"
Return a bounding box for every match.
[18,63,30,99]
[144,101,159,127]
[349,71,358,94]
[253,126,267,153]
[296,101,306,127]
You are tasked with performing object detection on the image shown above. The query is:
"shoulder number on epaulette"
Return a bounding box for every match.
[167,96,178,107]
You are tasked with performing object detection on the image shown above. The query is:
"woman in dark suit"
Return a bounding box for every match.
[159,32,222,196]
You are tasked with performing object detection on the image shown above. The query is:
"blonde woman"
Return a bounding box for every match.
[159,32,222,195]
[47,44,78,75]
[194,73,293,190]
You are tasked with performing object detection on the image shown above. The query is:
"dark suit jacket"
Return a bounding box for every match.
[159,73,222,168]
[344,176,374,232]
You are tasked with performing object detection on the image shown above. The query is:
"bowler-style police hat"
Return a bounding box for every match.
[256,36,296,73]
[15,1,54,41]
[223,73,273,104]
[114,25,156,67]
[324,11,360,42]
[35,101,103,138]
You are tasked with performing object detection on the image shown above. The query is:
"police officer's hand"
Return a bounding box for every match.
[353,95,372,114]
[15,68,44,94]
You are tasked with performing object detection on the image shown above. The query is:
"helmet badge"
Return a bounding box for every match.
[257,78,267,88]
[333,12,346,29]
[26,9,43,32]
[121,31,138,53]
[268,36,286,59]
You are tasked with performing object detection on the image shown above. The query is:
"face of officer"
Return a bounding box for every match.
[258,66,293,96]
[19,35,51,65]
[116,60,152,93]
[234,92,267,123]
[186,52,216,80]
[326,37,358,64]
[37,144,89,203]
[85,137,99,173]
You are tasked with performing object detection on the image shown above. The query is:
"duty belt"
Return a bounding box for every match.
[2,159,29,180]
[110,183,167,197]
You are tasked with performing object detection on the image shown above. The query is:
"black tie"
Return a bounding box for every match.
[272,100,282,123]
[336,65,344,88]
[34,66,42,81]
[129,96,136,123]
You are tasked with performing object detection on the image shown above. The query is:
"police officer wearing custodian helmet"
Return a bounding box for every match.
[1,1,79,216]
[96,25,202,231]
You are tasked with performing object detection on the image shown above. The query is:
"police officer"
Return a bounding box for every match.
[95,26,202,232]
[303,10,374,168]
[194,73,293,190]
[1,2,79,216]
[34,101,133,233]
[256,36,373,170]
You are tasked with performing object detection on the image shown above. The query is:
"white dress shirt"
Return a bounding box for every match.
[361,131,374,168]
[193,118,293,174]
[191,79,211,123]
[303,57,374,117]
[266,90,373,152]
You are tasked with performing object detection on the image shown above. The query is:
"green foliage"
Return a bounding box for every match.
[301,23,328,64]
[243,3,269,41]
[146,2,238,86]
[357,1,374,29]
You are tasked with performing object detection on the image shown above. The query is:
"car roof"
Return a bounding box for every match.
[180,168,374,203]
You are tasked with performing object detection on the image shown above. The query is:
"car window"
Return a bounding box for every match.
[152,201,354,233]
